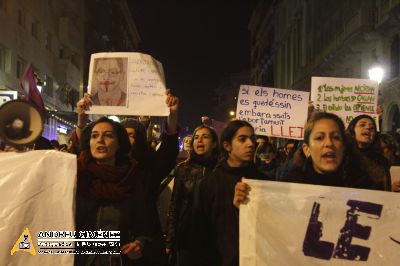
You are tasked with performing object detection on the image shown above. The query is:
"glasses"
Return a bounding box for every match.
[96,69,121,77]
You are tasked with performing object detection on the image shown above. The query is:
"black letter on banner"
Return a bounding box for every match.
[302,202,335,260]
[333,200,383,261]
[241,87,249,95]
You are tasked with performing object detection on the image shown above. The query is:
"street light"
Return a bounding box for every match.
[368,66,384,84]
[229,110,235,117]
[108,115,120,122]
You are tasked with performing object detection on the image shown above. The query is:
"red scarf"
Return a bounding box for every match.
[77,151,137,202]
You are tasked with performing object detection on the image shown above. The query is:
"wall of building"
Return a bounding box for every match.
[249,0,400,132]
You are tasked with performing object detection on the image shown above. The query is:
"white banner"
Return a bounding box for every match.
[236,85,309,140]
[240,179,400,266]
[311,77,379,128]
[87,52,169,116]
[0,150,76,265]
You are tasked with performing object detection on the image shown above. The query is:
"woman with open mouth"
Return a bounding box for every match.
[346,114,391,191]
[166,125,219,265]
[234,113,381,218]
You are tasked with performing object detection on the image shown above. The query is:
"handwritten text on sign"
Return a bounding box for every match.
[311,77,379,127]
[240,180,400,266]
[236,85,309,139]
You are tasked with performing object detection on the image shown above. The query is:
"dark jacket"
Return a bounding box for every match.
[165,156,216,264]
[75,163,152,266]
[193,161,267,266]
[135,132,179,265]
[359,146,391,191]
[281,149,381,190]
[75,132,178,266]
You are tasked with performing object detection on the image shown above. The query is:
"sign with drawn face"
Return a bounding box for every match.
[87,52,168,116]
[311,77,379,128]
[240,180,400,265]
[236,85,310,140]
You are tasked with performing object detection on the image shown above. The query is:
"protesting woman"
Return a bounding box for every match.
[165,125,219,265]
[346,114,391,191]
[75,91,179,265]
[234,113,382,215]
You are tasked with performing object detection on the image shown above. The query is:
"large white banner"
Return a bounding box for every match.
[240,179,400,266]
[311,77,379,128]
[87,52,169,116]
[0,150,76,265]
[236,85,309,140]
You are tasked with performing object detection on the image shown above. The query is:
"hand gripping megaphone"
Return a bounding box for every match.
[0,100,44,147]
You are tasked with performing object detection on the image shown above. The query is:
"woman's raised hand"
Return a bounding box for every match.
[76,93,93,115]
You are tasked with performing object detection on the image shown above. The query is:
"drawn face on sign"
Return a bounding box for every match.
[303,119,345,174]
[94,58,124,94]
[354,118,376,148]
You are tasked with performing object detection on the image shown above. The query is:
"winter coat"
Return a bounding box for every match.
[165,157,216,265]
[134,132,179,265]
[193,161,267,266]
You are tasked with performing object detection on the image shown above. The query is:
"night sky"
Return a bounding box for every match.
[129,1,256,132]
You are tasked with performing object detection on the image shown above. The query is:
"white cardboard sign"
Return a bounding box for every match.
[311,77,379,127]
[87,52,169,116]
[240,179,400,266]
[236,85,309,139]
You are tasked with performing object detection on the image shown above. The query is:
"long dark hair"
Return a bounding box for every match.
[346,114,379,150]
[120,118,151,164]
[293,112,379,187]
[219,120,254,163]
[80,117,131,163]
[187,125,219,162]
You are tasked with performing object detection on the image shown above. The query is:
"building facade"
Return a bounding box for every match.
[249,0,400,132]
[84,0,141,90]
[0,0,84,141]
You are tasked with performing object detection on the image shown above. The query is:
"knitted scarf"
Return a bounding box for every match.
[77,150,137,202]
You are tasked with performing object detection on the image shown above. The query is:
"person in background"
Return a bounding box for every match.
[194,120,267,266]
[254,141,280,180]
[166,125,219,265]
[346,114,391,191]
[50,139,60,150]
[379,133,400,166]
[275,139,300,180]
[120,113,179,265]
[176,135,192,163]
[255,135,269,148]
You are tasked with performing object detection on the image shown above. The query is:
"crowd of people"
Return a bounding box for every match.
[1,91,400,266]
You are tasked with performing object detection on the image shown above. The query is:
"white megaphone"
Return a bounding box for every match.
[0,100,44,147]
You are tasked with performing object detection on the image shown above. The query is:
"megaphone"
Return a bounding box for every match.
[0,100,44,147]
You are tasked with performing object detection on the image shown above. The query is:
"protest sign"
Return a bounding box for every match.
[311,77,379,128]
[240,179,400,266]
[236,85,309,139]
[0,151,76,265]
[390,166,400,184]
[87,52,168,116]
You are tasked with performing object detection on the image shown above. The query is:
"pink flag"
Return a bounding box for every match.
[20,64,45,116]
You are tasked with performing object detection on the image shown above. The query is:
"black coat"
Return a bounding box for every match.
[75,132,178,266]
[135,132,179,265]
[165,157,216,265]
[193,161,267,266]
[281,158,379,190]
